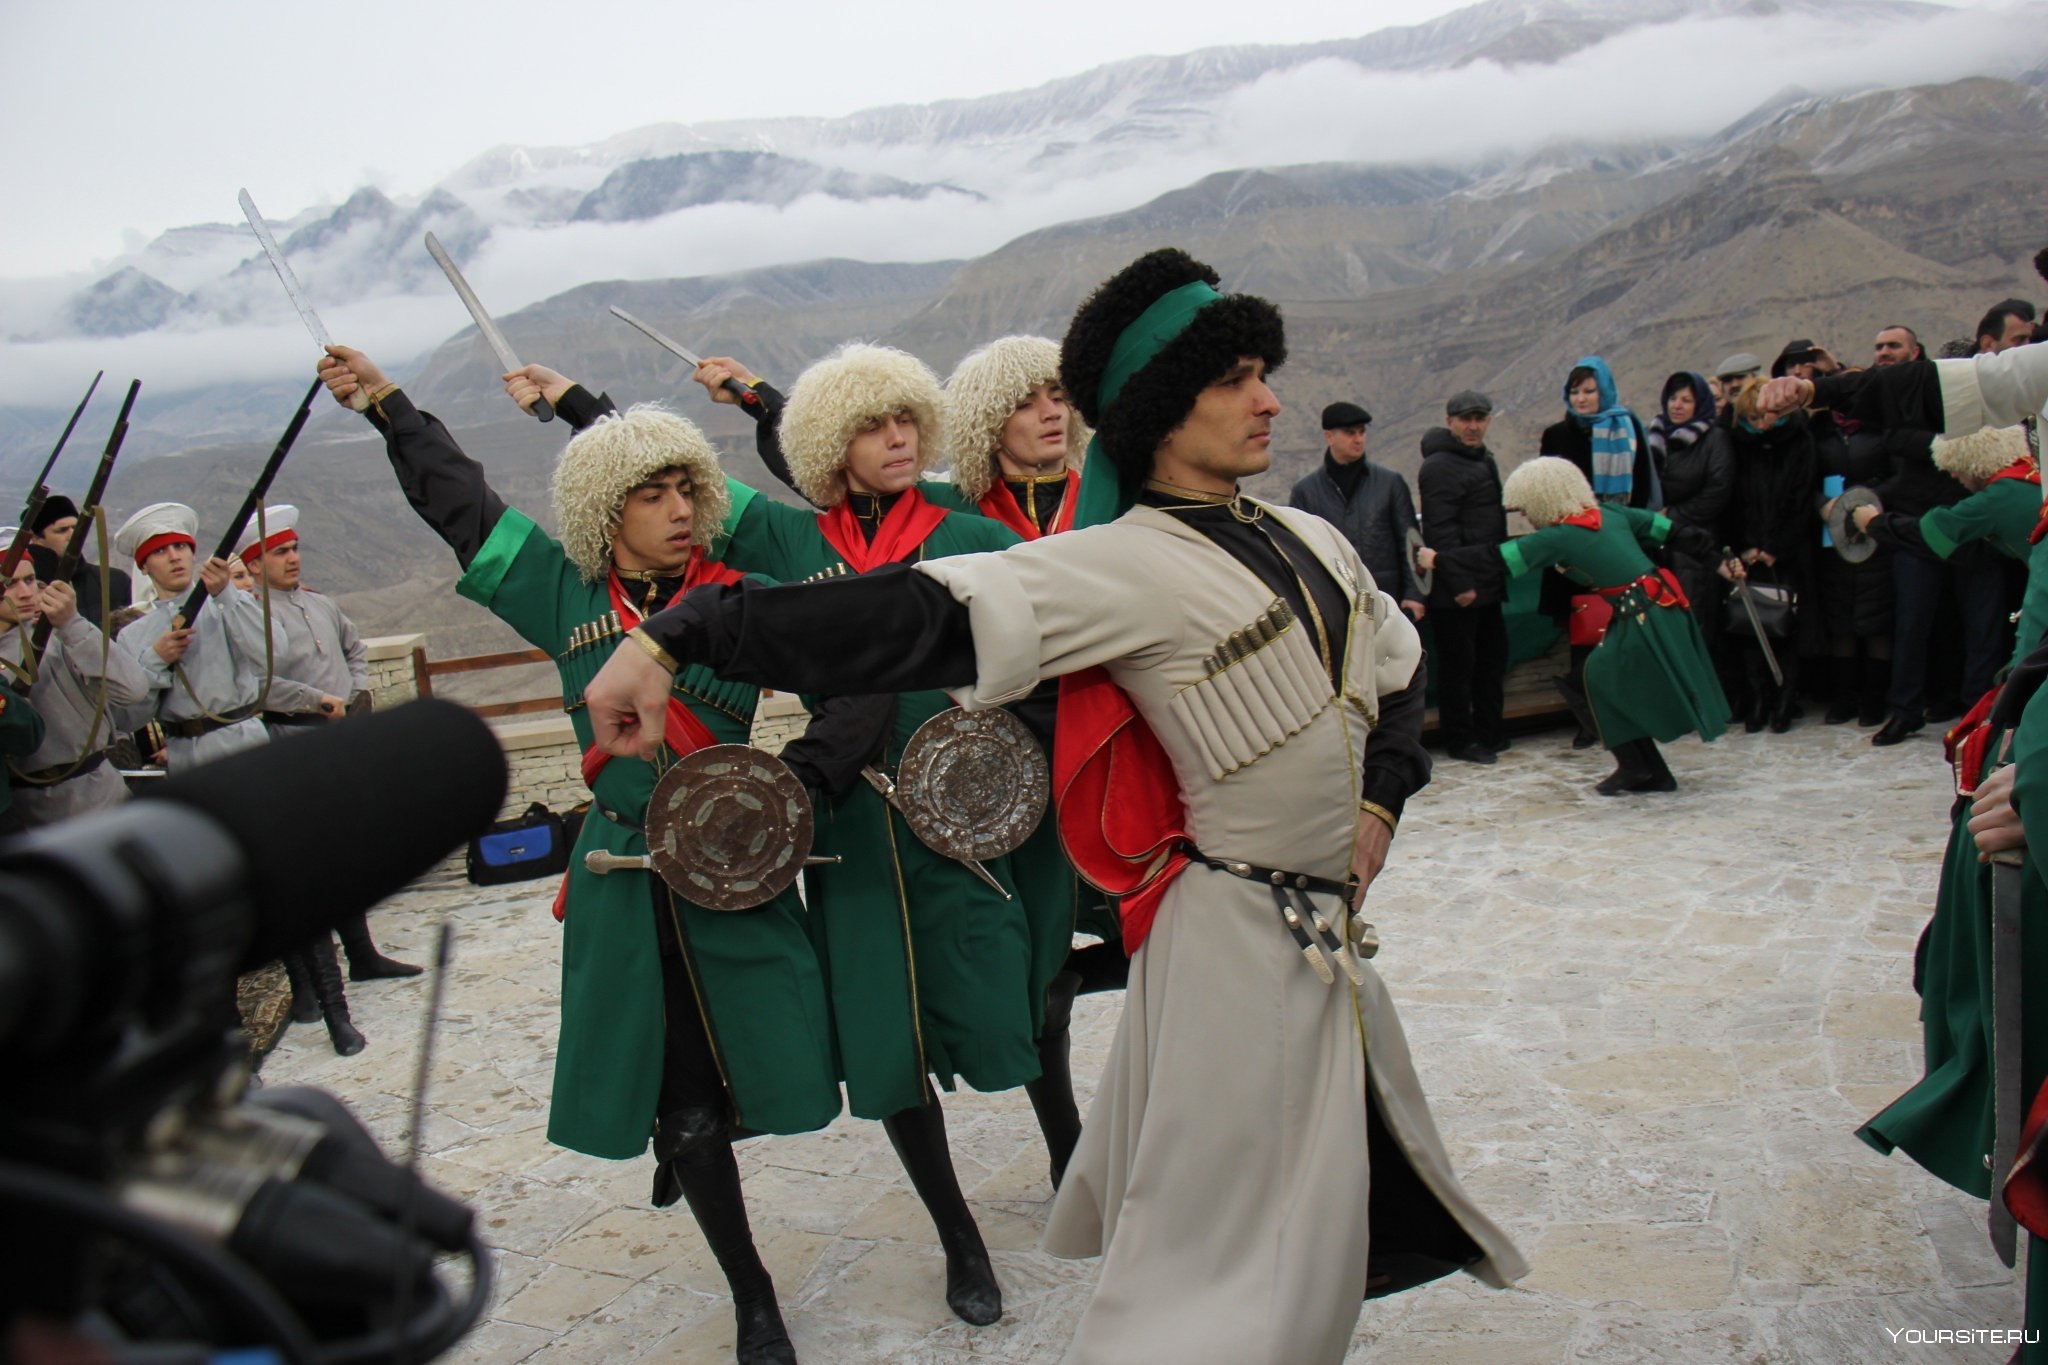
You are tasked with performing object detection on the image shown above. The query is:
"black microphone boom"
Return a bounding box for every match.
[176,377,323,630]
[31,379,139,656]
[2,370,103,579]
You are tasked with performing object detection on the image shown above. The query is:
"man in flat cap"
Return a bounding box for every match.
[1289,399,1424,622]
[1419,390,1510,763]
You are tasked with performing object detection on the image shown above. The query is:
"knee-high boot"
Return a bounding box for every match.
[1594,740,1652,796]
[882,1096,1002,1326]
[297,935,364,1056]
[1635,739,1677,792]
[335,911,421,981]
[652,1106,795,1365]
[1024,970,1083,1190]
[283,951,320,1023]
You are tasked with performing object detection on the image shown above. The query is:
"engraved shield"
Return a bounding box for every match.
[894,707,1049,862]
[1828,486,1883,564]
[644,745,815,912]
[1406,525,1434,597]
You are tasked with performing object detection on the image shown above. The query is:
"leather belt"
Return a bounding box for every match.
[262,710,330,729]
[163,704,261,740]
[15,751,108,784]
[598,803,644,833]
[1178,841,1375,987]
[1180,843,1354,899]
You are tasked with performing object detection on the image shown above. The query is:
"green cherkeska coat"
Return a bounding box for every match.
[1499,507,1731,748]
[460,508,840,1159]
[716,481,1042,1118]
[1913,476,2043,674]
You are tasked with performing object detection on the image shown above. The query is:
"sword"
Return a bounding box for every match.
[173,378,322,630]
[607,306,762,408]
[423,232,553,423]
[4,370,102,578]
[585,848,839,876]
[238,190,369,412]
[1987,731,2025,1266]
[1724,546,1784,688]
[860,764,1013,900]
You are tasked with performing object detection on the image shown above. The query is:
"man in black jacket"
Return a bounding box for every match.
[1287,400,1424,620]
[1419,391,1509,764]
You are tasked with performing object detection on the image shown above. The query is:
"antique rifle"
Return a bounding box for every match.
[31,380,140,655]
[3,371,103,577]
[174,378,322,630]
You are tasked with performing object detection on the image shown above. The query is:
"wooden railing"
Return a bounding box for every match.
[414,645,561,720]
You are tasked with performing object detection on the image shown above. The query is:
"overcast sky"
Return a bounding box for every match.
[0,0,1487,280]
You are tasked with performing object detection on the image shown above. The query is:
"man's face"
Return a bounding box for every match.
[1873,329,1920,366]
[1447,411,1492,449]
[259,540,302,590]
[142,541,194,594]
[1985,314,2035,354]
[997,383,1071,476]
[843,410,922,497]
[611,470,696,574]
[1323,425,1368,464]
[0,560,38,626]
[31,516,75,551]
[1154,358,1279,487]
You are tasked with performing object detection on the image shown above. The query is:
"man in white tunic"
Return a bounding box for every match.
[585,248,1527,1364]
[1,546,151,825]
[112,503,283,770]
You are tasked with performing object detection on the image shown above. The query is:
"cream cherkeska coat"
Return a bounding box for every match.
[916,500,1527,1365]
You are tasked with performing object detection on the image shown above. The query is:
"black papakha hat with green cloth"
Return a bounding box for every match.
[1060,248,1287,527]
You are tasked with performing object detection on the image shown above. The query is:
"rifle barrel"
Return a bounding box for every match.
[176,378,323,629]
[2,370,105,578]
[32,380,140,655]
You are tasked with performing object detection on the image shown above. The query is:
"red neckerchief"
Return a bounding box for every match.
[1559,507,1604,531]
[979,470,1078,542]
[1987,456,2040,489]
[818,487,950,572]
[1053,667,1188,954]
[556,550,748,922]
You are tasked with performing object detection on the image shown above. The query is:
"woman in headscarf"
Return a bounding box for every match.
[1539,357,1660,509]
[1649,372,1731,631]
[1722,378,1823,733]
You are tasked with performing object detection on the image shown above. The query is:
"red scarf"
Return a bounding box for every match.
[978,471,1078,542]
[1559,507,1604,531]
[818,487,950,572]
[555,549,746,922]
[1052,667,1188,954]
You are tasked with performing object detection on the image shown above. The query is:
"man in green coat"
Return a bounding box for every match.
[317,346,836,1365]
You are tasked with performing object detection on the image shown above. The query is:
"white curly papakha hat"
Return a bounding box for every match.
[1502,456,1597,528]
[942,335,1088,502]
[780,343,945,508]
[551,404,729,583]
[1932,425,2032,486]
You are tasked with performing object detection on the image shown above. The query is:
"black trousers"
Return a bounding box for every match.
[1892,551,2011,720]
[1432,603,1506,750]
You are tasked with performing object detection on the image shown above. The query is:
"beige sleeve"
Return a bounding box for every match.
[1937,344,2048,435]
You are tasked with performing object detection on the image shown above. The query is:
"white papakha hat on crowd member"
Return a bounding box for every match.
[114,502,200,566]
[1502,457,1597,528]
[237,504,300,563]
[781,343,945,509]
[551,404,730,583]
[1932,425,2033,485]
[942,335,1088,503]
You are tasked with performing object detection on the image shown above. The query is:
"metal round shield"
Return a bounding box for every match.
[1406,525,1434,598]
[894,708,1049,862]
[1828,486,1883,564]
[644,745,815,912]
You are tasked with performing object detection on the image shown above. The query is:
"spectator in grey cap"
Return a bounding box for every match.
[1419,390,1509,763]
[1288,400,1424,620]
[1711,353,1764,406]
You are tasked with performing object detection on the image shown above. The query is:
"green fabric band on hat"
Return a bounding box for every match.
[1097,280,1225,413]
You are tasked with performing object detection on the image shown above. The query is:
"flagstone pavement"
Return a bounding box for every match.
[264,719,2029,1363]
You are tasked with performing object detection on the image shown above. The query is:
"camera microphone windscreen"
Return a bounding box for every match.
[138,699,509,969]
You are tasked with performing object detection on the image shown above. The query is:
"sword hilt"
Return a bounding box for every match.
[344,388,371,412]
[524,395,556,424]
[584,849,653,875]
[720,378,761,408]
[803,855,841,867]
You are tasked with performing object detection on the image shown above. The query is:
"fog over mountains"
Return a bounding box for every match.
[3,0,2046,659]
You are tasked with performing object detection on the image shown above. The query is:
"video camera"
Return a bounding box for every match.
[0,699,510,1364]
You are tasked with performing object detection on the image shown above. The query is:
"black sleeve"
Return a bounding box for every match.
[775,693,899,799]
[640,563,978,695]
[1361,656,1430,819]
[1387,476,1421,602]
[1430,543,1508,595]
[1811,361,1946,434]
[367,390,507,568]
[1664,523,1721,565]
[737,382,811,505]
[1861,511,1937,558]
[556,384,620,432]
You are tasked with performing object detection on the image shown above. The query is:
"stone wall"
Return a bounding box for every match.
[364,634,426,711]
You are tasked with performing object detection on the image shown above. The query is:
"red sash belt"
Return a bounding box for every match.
[1945,683,2004,797]
[1594,567,1690,610]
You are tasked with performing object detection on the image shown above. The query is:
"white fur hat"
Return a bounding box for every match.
[551,405,729,582]
[114,502,199,565]
[1932,425,2032,485]
[942,335,1087,503]
[780,343,944,508]
[1502,457,1596,527]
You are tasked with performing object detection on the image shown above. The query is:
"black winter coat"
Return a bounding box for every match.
[1416,429,1508,607]
[1539,414,1657,509]
[1725,410,1825,654]
[1658,426,1734,627]
[1813,417,1896,639]
[1287,458,1420,602]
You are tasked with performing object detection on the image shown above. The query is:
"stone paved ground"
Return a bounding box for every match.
[264,719,2029,1363]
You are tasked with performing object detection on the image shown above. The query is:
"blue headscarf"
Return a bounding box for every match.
[1566,356,1649,504]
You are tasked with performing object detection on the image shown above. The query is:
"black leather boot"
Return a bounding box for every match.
[1823,656,1858,724]
[883,1097,1002,1326]
[652,1107,796,1365]
[283,951,320,1023]
[1634,740,1678,793]
[1594,741,1652,796]
[1024,971,1084,1190]
[1552,673,1599,749]
[304,935,365,1056]
[336,911,421,981]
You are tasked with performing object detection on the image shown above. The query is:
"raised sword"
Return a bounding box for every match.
[607,306,761,408]
[423,232,553,423]
[238,189,369,412]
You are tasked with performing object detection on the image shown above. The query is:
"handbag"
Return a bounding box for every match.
[1724,578,1795,640]
[466,801,571,886]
